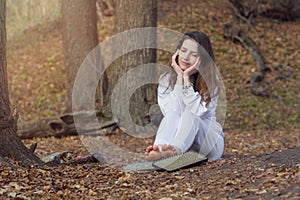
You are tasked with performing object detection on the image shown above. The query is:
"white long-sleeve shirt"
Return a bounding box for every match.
[158,73,218,120]
[155,73,224,159]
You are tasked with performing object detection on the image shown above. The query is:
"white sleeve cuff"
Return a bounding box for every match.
[173,84,184,98]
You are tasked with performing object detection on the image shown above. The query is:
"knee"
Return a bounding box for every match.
[206,138,224,160]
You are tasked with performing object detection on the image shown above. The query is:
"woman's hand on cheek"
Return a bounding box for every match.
[183,57,200,79]
[171,50,183,76]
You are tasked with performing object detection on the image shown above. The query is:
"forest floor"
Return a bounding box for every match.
[2,0,300,199]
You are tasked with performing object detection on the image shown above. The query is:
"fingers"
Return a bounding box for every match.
[183,57,200,77]
[183,66,197,77]
[171,51,183,75]
[190,67,198,74]
[171,49,179,63]
[171,51,177,67]
[191,56,201,68]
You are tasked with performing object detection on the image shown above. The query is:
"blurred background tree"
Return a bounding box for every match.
[0,0,42,166]
[6,0,60,38]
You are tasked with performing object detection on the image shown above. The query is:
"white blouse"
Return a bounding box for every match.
[157,73,218,120]
[155,73,224,157]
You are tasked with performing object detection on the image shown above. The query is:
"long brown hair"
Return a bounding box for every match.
[166,30,220,107]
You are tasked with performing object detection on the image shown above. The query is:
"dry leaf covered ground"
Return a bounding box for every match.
[2,0,300,199]
[2,131,300,199]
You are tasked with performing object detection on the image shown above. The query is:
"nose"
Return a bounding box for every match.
[182,52,190,61]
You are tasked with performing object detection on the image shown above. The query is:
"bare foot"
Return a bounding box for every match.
[145,145,153,156]
[160,144,178,158]
[145,144,179,161]
[145,145,162,161]
[145,145,159,156]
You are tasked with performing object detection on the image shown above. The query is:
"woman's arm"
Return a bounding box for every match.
[182,87,208,116]
[182,86,218,117]
[157,73,184,116]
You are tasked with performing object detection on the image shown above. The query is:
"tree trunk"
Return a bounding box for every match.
[103,0,157,131]
[16,112,117,139]
[0,0,42,166]
[61,0,107,112]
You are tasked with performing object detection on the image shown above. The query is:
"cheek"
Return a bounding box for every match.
[178,59,188,70]
[178,52,185,61]
[190,57,197,64]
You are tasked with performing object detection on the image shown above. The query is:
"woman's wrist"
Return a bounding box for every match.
[182,76,193,94]
[183,75,191,85]
[176,74,183,85]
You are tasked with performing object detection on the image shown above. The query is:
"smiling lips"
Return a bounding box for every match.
[181,60,191,67]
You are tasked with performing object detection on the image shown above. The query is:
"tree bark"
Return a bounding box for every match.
[224,24,266,77]
[103,0,157,129]
[16,112,117,139]
[62,0,107,112]
[0,0,42,166]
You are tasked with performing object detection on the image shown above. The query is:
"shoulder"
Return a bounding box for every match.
[158,72,171,86]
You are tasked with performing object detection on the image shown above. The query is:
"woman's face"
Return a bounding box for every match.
[178,38,199,70]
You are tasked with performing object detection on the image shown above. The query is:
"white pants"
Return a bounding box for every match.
[154,110,224,160]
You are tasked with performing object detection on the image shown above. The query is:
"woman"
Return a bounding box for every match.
[145,30,224,161]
